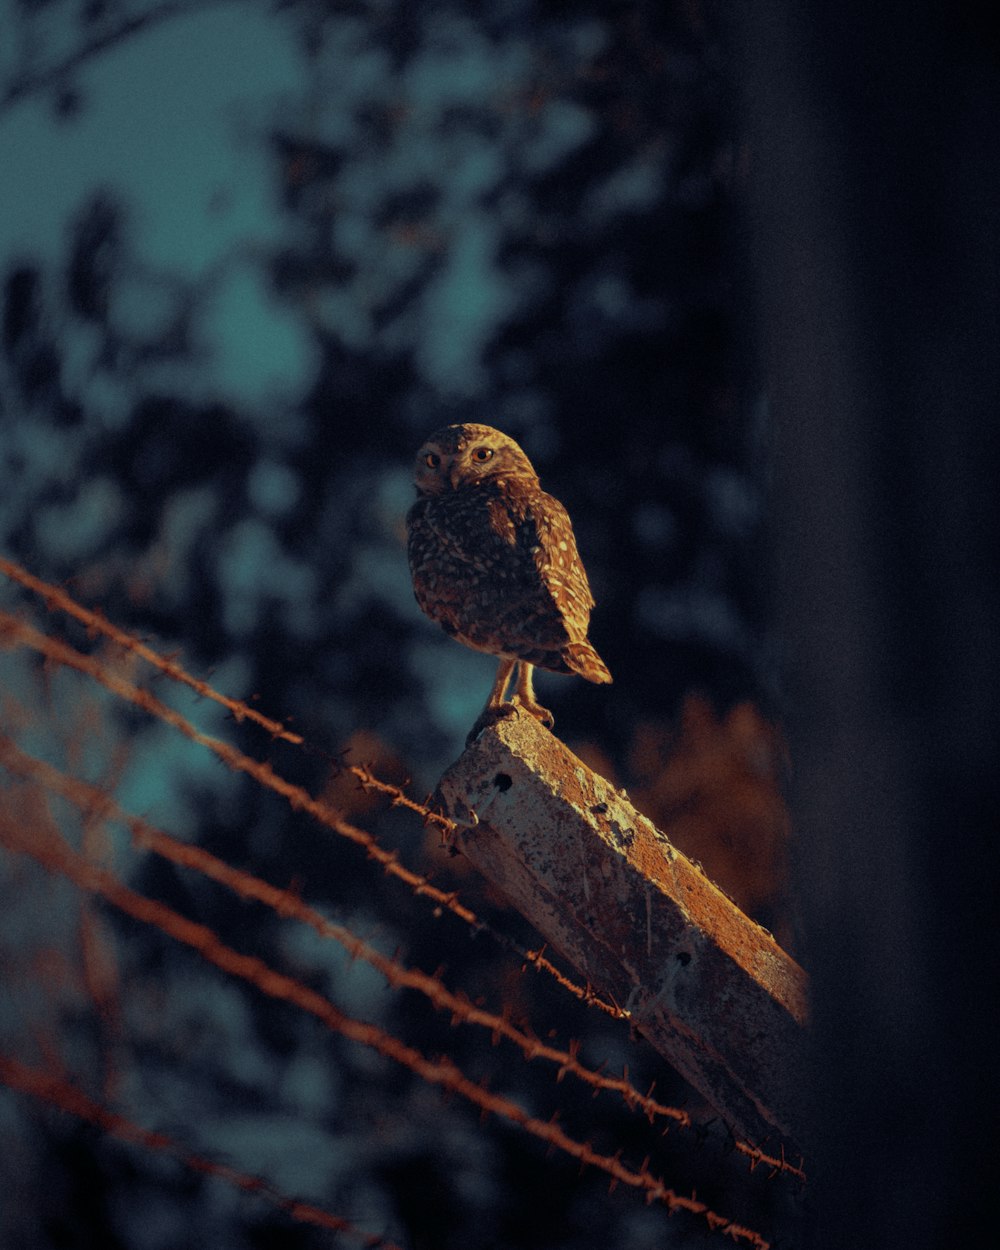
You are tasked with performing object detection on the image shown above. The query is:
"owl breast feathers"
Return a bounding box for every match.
[406,423,611,685]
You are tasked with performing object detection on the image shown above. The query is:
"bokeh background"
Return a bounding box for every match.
[0,4,795,1245]
[5,1,996,1248]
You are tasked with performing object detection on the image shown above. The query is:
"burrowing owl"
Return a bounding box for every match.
[406,423,611,734]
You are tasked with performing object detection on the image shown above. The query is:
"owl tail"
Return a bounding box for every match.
[562,641,612,684]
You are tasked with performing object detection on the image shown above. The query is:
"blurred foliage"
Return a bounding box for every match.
[0,1,798,1247]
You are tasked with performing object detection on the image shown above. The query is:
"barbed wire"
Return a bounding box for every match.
[0,597,624,1020]
[0,556,450,828]
[0,730,806,1185]
[0,559,808,1182]
[0,1052,403,1248]
[0,557,298,741]
[0,808,771,1250]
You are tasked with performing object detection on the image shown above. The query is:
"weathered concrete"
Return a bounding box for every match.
[436,709,809,1150]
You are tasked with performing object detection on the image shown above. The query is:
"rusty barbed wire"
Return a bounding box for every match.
[2,741,667,1106]
[0,556,451,827]
[0,559,455,830]
[0,556,302,741]
[0,734,806,1184]
[0,600,625,1021]
[0,1052,403,1248]
[0,813,771,1250]
[0,559,808,1186]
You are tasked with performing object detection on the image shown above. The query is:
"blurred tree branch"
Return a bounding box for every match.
[0,0,241,115]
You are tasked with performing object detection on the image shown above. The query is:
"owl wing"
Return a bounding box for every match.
[485,485,595,645]
[521,490,596,631]
[408,485,597,654]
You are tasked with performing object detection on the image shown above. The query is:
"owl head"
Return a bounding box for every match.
[413,424,538,496]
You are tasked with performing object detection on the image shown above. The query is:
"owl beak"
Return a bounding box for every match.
[447,462,463,491]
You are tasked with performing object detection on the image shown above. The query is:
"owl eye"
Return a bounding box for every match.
[424,452,440,468]
[472,447,494,463]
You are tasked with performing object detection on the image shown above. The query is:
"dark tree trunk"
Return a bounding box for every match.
[733,5,1000,1247]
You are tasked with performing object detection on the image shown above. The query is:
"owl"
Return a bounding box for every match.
[406,423,611,735]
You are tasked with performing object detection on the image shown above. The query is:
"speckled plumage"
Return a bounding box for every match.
[406,423,611,732]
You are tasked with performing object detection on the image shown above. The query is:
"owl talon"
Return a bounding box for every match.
[513,695,554,728]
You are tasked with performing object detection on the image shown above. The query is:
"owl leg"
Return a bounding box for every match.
[484,656,517,711]
[467,657,518,743]
[513,662,555,728]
